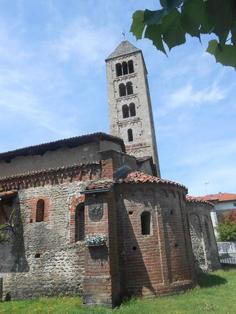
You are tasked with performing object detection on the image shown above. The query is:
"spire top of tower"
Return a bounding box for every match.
[106,40,140,60]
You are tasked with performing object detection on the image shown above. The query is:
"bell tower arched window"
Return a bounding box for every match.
[116,63,122,76]
[122,105,129,118]
[141,211,151,235]
[126,82,133,95]
[36,199,45,222]
[122,62,128,75]
[129,103,136,117]
[128,128,133,142]
[75,203,85,241]
[119,83,126,97]
[128,60,134,73]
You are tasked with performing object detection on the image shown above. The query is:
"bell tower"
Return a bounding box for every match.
[105,40,161,177]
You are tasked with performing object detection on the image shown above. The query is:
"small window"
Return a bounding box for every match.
[116,63,122,76]
[122,62,128,75]
[141,211,151,235]
[36,199,45,222]
[126,82,133,95]
[119,83,126,97]
[127,129,133,142]
[233,202,236,207]
[122,105,129,118]
[129,103,136,117]
[128,60,134,73]
[75,203,85,241]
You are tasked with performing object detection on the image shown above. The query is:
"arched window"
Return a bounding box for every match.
[122,62,128,75]
[128,128,133,142]
[36,199,45,222]
[128,60,134,73]
[75,203,85,241]
[119,83,126,97]
[129,103,136,117]
[116,63,122,76]
[126,82,133,95]
[122,105,129,118]
[141,211,151,235]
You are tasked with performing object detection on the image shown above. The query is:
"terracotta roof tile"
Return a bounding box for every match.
[0,190,18,199]
[186,195,213,206]
[196,193,236,203]
[117,171,187,191]
[85,180,114,191]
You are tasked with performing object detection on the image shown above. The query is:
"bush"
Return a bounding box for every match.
[218,221,236,241]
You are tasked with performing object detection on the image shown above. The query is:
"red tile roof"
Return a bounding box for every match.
[0,190,18,199]
[117,171,187,191]
[85,180,114,192]
[196,193,236,203]
[85,171,187,192]
[186,195,213,206]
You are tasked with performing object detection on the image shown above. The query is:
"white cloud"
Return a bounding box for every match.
[52,18,120,67]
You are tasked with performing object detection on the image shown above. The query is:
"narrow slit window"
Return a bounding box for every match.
[129,103,136,117]
[75,203,85,241]
[128,129,133,142]
[119,83,126,97]
[36,199,45,222]
[116,63,122,76]
[141,211,151,235]
[128,60,134,73]
[122,105,129,118]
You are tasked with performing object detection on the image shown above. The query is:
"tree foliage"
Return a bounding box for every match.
[218,221,236,241]
[131,0,236,68]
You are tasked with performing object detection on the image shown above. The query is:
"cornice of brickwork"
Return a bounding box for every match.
[0,162,101,191]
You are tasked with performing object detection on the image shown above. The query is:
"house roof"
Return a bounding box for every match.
[85,171,187,192]
[186,195,213,206]
[0,132,125,162]
[106,40,141,60]
[196,193,236,203]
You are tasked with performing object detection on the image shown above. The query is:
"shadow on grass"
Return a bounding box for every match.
[222,264,236,271]
[197,272,227,288]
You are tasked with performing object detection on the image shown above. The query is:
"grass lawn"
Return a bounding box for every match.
[0,267,235,314]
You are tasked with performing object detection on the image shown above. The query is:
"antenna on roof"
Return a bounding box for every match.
[122,31,126,39]
[204,182,210,194]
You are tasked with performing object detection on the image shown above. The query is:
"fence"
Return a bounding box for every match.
[217,242,236,265]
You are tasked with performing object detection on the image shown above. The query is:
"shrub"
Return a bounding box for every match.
[218,221,236,241]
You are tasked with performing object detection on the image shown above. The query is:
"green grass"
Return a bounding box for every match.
[1,267,236,314]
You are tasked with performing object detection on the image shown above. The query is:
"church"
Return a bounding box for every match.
[0,41,220,306]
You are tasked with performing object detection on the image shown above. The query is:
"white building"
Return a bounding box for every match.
[197,193,236,238]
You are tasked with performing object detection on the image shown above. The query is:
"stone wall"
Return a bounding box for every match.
[187,201,221,272]
[1,181,87,301]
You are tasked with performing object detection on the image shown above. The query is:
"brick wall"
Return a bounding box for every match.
[115,183,195,298]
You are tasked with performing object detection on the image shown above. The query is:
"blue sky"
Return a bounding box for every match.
[0,0,235,196]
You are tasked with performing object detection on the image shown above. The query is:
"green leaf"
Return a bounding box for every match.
[161,9,186,50]
[207,39,236,68]
[130,10,145,39]
[160,0,183,11]
[206,0,235,43]
[145,24,166,54]
[231,22,236,45]
[143,9,166,26]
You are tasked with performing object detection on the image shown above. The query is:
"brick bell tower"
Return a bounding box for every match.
[106,40,161,177]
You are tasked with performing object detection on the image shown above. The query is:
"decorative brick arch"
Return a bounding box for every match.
[30,197,50,223]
